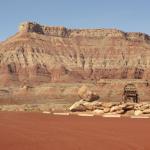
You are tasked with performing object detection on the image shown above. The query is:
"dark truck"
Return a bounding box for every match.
[122,83,139,103]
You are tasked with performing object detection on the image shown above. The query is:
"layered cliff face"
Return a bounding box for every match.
[0,22,150,86]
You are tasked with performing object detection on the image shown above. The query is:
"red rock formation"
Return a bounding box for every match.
[0,21,150,86]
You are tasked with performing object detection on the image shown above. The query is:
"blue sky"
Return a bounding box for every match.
[0,0,150,41]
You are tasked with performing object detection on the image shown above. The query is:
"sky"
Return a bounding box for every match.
[0,0,150,41]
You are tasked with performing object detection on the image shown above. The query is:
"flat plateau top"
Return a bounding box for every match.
[0,112,149,150]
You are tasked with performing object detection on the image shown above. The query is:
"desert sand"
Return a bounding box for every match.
[0,112,149,150]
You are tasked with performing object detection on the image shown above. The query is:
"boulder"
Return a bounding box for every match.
[134,105,141,110]
[78,85,88,98]
[78,85,99,102]
[120,103,134,111]
[134,110,143,116]
[85,91,99,102]
[143,109,150,114]
[102,102,117,108]
[82,101,96,110]
[103,108,110,113]
[115,110,125,114]
[69,98,102,112]
[110,106,121,112]
[90,101,103,107]
[69,100,86,112]
[140,104,150,111]
[93,109,104,115]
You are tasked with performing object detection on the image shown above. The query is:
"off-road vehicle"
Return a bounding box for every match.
[122,83,138,103]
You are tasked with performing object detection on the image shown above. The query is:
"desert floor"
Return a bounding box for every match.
[0,112,149,150]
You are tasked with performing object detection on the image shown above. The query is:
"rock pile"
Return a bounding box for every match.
[69,100,150,116]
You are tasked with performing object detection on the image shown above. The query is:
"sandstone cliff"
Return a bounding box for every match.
[0,22,150,86]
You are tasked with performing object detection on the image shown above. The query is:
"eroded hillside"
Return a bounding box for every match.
[0,22,150,86]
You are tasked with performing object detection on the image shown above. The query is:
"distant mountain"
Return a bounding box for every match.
[0,22,150,86]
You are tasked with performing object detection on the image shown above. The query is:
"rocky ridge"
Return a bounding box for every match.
[19,22,150,40]
[69,100,150,116]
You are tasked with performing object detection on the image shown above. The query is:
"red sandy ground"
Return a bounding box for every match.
[0,112,149,150]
